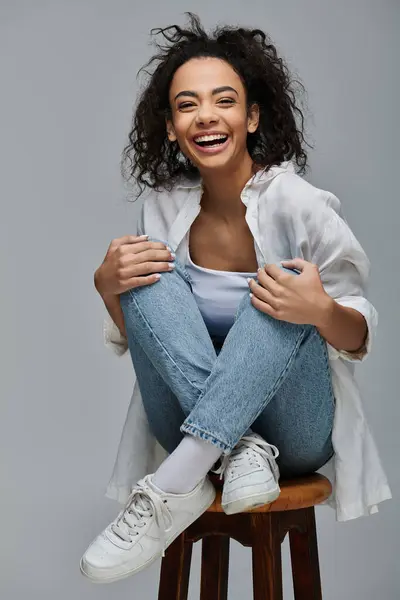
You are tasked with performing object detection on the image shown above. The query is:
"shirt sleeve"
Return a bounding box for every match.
[104,312,129,356]
[102,204,145,357]
[311,196,378,363]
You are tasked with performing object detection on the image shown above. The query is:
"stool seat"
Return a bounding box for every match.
[207,473,332,512]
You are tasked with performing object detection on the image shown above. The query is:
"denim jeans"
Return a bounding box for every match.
[120,237,335,478]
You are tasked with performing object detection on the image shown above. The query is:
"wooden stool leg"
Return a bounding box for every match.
[158,533,193,600]
[200,535,230,600]
[289,507,322,600]
[251,513,283,600]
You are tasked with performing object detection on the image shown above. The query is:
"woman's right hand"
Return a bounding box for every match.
[94,235,175,297]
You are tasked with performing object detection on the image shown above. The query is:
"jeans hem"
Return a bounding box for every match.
[180,422,231,455]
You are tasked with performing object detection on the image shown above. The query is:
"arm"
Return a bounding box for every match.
[316,296,368,354]
[98,203,146,356]
[311,198,378,362]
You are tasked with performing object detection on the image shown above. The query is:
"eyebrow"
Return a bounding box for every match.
[174,86,238,101]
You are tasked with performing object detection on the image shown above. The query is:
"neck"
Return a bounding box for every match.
[198,152,258,222]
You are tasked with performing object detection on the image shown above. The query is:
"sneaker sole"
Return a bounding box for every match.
[222,484,281,515]
[79,485,216,584]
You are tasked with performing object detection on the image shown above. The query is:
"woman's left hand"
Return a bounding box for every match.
[248,258,334,327]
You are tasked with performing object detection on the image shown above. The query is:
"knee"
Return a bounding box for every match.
[277,443,334,478]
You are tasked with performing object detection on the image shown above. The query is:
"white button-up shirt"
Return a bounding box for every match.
[103,161,391,521]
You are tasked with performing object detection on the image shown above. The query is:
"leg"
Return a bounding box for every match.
[200,536,230,600]
[120,245,223,491]
[210,293,334,514]
[289,508,322,600]
[158,533,193,600]
[251,513,283,600]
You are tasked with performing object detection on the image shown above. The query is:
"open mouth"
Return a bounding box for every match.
[193,134,229,149]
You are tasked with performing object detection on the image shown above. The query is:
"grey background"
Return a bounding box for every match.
[1,1,398,598]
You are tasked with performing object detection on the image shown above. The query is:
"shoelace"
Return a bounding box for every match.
[111,476,173,556]
[214,435,280,481]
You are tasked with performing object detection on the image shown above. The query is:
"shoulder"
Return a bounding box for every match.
[141,177,196,218]
[259,166,342,219]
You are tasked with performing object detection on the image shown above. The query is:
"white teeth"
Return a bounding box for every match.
[194,134,228,143]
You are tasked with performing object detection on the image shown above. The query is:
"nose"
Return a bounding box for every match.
[195,102,219,126]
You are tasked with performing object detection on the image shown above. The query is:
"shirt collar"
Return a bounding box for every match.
[175,160,295,191]
[167,160,295,254]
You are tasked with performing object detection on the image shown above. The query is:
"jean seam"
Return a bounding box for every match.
[233,288,251,322]
[315,332,336,408]
[180,264,194,289]
[125,290,204,394]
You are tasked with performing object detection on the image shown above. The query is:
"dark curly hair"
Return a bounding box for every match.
[121,13,311,198]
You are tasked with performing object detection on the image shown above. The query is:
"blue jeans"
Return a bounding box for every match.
[120,237,335,478]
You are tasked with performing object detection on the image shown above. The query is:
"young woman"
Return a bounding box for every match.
[80,13,391,584]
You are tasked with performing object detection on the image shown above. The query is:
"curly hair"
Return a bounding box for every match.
[121,13,311,198]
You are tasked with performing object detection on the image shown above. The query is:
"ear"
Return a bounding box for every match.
[166,118,177,142]
[247,103,260,134]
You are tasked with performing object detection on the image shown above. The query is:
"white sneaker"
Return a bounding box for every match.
[80,474,215,584]
[217,433,280,515]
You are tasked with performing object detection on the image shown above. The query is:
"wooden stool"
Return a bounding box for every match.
[157,474,332,600]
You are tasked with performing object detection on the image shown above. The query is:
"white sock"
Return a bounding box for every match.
[152,434,223,494]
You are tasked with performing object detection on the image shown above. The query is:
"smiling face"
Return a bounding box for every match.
[166,57,259,173]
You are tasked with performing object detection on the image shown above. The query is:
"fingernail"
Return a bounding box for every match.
[246,277,252,284]
[168,262,176,269]
[170,252,176,259]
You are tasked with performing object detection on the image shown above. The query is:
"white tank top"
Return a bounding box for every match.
[185,250,258,344]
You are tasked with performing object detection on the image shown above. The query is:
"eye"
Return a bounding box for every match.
[178,98,235,110]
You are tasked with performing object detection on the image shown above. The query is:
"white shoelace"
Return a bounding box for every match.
[214,435,280,481]
[111,477,173,555]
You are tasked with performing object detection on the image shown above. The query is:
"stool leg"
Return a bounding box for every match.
[158,533,193,600]
[251,513,283,600]
[289,507,322,600]
[200,535,230,600]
